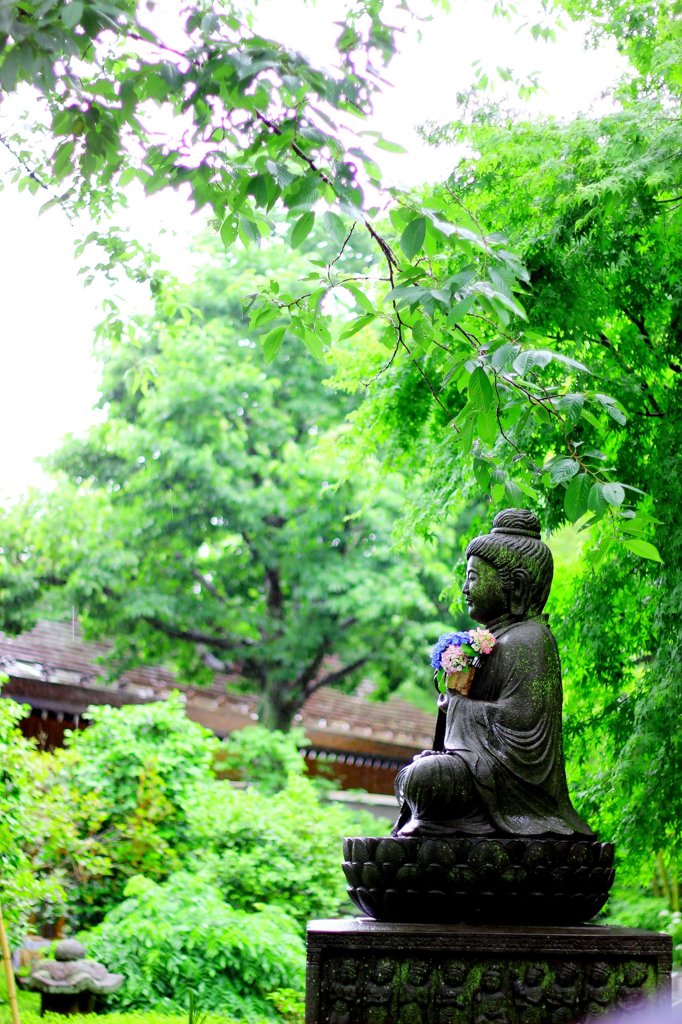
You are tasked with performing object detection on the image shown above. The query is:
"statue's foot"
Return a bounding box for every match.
[392,817,423,838]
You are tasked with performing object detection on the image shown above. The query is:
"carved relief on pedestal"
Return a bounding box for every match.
[317,954,658,1024]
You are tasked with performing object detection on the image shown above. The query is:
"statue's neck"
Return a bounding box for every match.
[483,612,518,634]
[483,611,547,635]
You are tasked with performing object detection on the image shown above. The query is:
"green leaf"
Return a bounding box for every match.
[593,393,627,425]
[61,1,84,28]
[302,329,324,359]
[220,217,239,247]
[374,138,408,154]
[516,478,539,500]
[263,326,286,363]
[339,314,375,339]
[460,414,475,456]
[239,216,261,247]
[622,538,663,562]
[53,139,75,179]
[411,318,433,350]
[555,393,585,423]
[564,473,591,522]
[605,404,627,425]
[620,516,656,536]
[490,342,519,371]
[581,408,601,429]
[602,482,625,506]
[468,367,494,411]
[477,406,498,446]
[490,290,527,321]
[322,211,347,246]
[587,482,608,516]
[503,477,525,508]
[400,217,427,261]
[291,212,315,248]
[386,285,427,307]
[550,352,591,374]
[0,49,20,92]
[447,294,476,324]
[549,459,580,485]
[341,282,375,314]
[247,173,269,208]
[513,349,553,375]
[473,457,491,491]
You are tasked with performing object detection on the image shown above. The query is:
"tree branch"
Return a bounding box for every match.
[143,616,254,652]
[190,567,227,604]
[304,655,369,697]
[295,643,328,696]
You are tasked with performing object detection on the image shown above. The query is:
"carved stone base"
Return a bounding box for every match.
[306,919,672,1024]
[343,836,615,925]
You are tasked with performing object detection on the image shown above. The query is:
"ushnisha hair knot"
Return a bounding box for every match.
[490,508,542,540]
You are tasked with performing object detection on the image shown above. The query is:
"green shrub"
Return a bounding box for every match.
[2,960,276,1024]
[62,694,220,924]
[267,988,305,1024]
[186,774,381,929]
[16,1016,259,1024]
[0,694,106,942]
[82,871,304,1019]
[217,726,308,794]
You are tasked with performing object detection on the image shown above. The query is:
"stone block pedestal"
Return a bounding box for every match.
[306,919,672,1024]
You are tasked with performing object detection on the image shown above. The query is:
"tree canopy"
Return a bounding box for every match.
[1,0,681,887]
[0,0,660,550]
[413,0,682,877]
[0,235,458,729]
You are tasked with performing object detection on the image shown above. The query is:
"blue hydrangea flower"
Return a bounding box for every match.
[430,631,472,670]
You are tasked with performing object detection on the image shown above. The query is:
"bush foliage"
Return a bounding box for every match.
[186,772,380,929]
[1,698,382,1015]
[83,873,304,1019]
[61,694,220,924]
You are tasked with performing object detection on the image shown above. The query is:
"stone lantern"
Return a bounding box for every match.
[17,938,124,1015]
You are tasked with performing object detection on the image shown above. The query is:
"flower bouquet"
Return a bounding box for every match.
[431,628,496,696]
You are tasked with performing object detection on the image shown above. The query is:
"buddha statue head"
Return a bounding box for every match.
[463,509,553,624]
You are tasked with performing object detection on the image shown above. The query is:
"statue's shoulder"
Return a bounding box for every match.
[496,617,556,648]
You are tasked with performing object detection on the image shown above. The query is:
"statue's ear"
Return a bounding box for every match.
[509,568,531,617]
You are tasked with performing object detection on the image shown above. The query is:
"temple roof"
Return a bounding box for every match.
[0,620,434,759]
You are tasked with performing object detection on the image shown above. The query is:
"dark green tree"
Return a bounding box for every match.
[0,238,454,729]
[409,0,682,882]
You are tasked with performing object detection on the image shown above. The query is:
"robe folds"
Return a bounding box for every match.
[394,615,594,838]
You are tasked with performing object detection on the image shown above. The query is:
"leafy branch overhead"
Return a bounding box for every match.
[0,0,657,554]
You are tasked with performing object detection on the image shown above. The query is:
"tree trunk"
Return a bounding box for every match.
[258,680,303,733]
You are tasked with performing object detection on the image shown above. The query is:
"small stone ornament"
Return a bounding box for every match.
[344,509,615,925]
[17,938,124,1015]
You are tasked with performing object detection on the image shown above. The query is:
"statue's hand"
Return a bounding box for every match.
[437,691,450,712]
[412,749,440,760]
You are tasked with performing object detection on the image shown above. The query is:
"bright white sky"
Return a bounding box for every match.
[0,0,625,502]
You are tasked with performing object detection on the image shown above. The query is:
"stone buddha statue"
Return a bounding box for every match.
[392,508,593,839]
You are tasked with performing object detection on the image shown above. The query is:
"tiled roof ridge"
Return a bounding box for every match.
[0,620,434,747]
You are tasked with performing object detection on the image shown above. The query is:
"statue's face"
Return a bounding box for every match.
[462,556,508,623]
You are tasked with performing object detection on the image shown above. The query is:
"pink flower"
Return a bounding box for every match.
[469,628,496,656]
[441,644,469,674]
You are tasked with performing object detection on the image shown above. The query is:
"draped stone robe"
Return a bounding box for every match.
[394,615,593,837]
